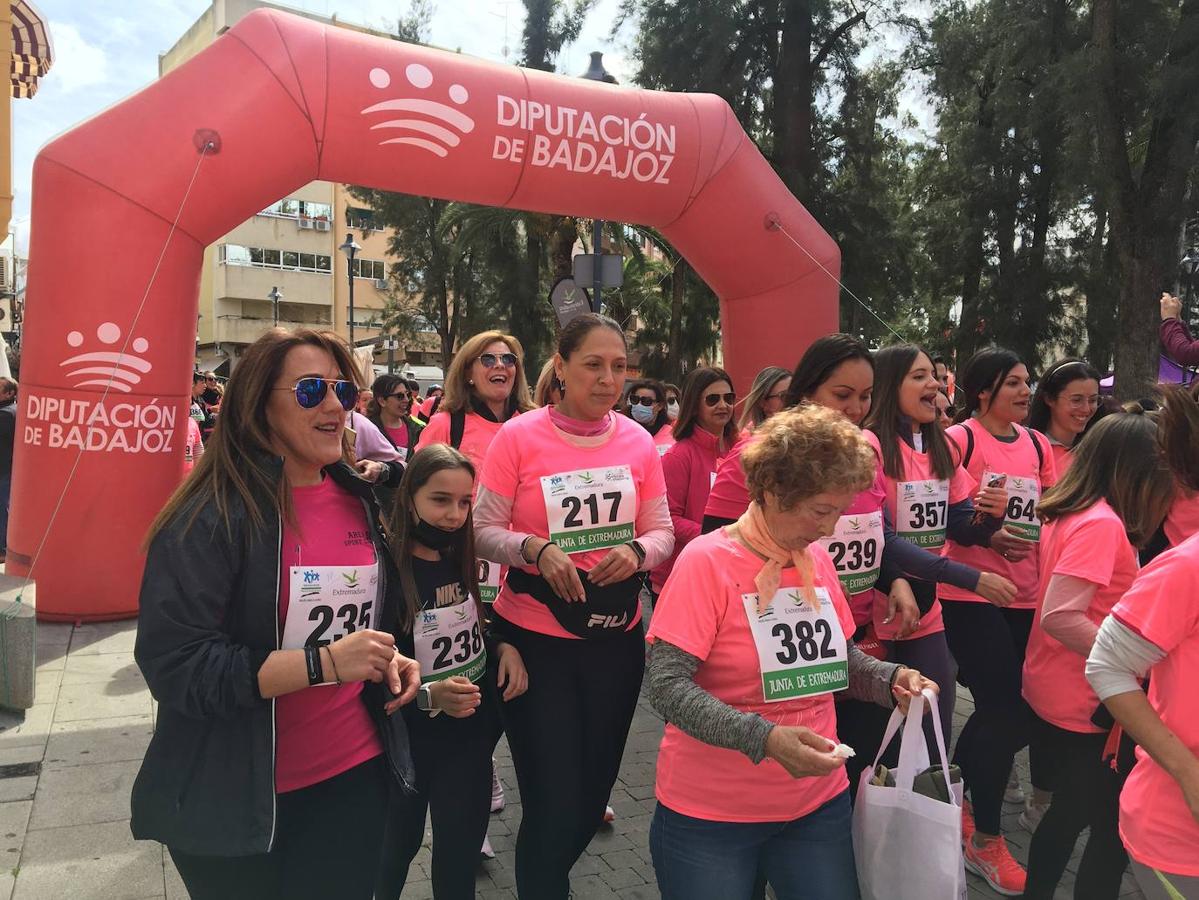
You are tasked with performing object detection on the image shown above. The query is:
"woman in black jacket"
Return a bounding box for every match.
[133,328,421,900]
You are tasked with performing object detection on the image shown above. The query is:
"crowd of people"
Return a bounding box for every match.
[135,319,1199,900]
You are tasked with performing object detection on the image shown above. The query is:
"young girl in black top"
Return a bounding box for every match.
[376,444,528,900]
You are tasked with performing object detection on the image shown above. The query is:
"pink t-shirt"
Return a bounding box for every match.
[1023,501,1137,733]
[384,425,409,453]
[1164,489,1199,547]
[652,428,730,591]
[940,420,1056,608]
[1112,533,1199,876]
[818,450,888,628]
[275,478,383,793]
[479,408,667,639]
[182,418,203,474]
[865,428,975,641]
[417,410,506,472]
[1048,441,1073,476]
[647,530,854,822]
[652,422,676,456]
[704,433,753,521]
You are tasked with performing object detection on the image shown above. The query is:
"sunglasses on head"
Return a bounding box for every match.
[629,395,657,407]
[478,352,518,368]
[703,392,736,407]
[277,377,360,411]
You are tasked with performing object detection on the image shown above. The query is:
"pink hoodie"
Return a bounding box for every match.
[651,427,732,591]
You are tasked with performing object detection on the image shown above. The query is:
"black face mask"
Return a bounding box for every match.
[411,515,467,551]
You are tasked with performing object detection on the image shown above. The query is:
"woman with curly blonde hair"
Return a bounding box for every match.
[645,404,937,900]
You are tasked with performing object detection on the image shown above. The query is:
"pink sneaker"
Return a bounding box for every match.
[961,800,975,846]
[964,834,1026,896]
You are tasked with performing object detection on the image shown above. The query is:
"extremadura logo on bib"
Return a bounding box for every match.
[742,587,848,702]
[540,465,637,553]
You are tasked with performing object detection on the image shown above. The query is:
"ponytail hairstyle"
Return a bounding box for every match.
[953,347,1023,424]
[385,444,483,634]
[864,344,957,481]
[1028,358,1102,445]
[1038,411,1173,547]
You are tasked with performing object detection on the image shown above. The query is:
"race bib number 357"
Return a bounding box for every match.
[896,479,950,549]
[540,465,637,553]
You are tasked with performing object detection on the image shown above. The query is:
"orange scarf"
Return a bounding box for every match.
[734,501,818,614]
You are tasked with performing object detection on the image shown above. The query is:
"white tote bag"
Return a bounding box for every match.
[852,689,966,900]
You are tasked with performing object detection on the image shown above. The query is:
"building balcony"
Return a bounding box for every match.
[215,315,331,345]
[214,262,333,307]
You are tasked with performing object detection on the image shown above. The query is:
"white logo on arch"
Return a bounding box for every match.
[60,322,152,393]
[361,63,475,158]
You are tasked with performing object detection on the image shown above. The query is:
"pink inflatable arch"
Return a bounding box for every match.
[12,9,839,620]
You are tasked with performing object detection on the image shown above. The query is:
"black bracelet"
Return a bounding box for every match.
[304,645,324,686]
[534,541,556,570]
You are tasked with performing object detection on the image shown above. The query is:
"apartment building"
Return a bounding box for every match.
[159,0,441,376]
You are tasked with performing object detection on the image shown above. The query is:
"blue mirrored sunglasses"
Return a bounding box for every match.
[276,377,360,411]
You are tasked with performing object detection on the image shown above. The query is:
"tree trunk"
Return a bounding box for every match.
[667,257,687,385]
[774,0,814,201]
[1084,204,1116,371]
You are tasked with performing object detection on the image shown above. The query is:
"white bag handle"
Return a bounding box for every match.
[864,688,958,806]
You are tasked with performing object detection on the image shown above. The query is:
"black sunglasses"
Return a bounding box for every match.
[703,392,736,407]
[478,352,517,368]
[276,377,360,411]
[629,396,657,407]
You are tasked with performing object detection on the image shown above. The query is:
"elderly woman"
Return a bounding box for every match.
[132,329,421,899]
[646,404,937,900]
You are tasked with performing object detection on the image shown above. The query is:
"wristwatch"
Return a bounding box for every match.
[416,684,434,711]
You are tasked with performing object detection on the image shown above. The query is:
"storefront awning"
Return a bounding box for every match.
[11,0,54,99]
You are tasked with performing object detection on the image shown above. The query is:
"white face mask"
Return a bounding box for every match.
[631,403,655,424]
[666,400,680,421]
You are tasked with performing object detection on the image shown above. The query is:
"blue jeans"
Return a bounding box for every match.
[650,791,860,900]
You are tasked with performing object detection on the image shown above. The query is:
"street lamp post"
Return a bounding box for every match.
[339,233,362,348]
[581,53,616,314]
[267,285,282,328]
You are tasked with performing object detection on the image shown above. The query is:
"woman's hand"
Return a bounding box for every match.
[764,726,846,779]
[327,630,398,684]
[535,541,586,602]
[884,578,921,638]
[587,545,640,587]
[973,482,1009,518]
[354,459,387,483]
[990,527,1034,564]
[383,651,421,714]
[891,667,939,715]
[1162,291,1184,321]
[429,676,482,718]
[496,642,529,701]
[976,571,1018,606]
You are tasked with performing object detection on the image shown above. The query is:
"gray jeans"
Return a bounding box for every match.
[1132,860,1199,900]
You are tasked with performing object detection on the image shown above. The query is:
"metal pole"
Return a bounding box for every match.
[387,338,395,374]
[592,218,603,313]
[348,252,356,347]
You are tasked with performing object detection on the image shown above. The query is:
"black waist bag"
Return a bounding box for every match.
[506,567,642,639]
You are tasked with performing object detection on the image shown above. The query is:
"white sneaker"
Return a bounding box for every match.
[1019,799,1049,834]
[602,805,615,824]
[1004,772,1025,805]
[480,835,496,860]
[490,762,504,813]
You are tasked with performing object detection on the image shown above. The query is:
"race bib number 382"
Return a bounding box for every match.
[743,587,848,702]
[540,465,637,553]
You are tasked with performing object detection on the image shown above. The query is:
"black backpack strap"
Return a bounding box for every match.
[450,410,466,450]
[960,424,975,471]
[1024,426,1045,473]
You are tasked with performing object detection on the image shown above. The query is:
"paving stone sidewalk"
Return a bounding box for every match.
[0,618,1148,899]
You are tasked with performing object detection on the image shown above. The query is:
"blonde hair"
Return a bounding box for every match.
[534,358,561,407]
[440,331,535,416]
[742,404,875,510]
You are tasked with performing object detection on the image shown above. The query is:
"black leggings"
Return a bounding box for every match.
[376,711,500,900]
[495,615,646,900]
[1023,716,1127,899]
[169,756,390,900]
[940,601,1033,835]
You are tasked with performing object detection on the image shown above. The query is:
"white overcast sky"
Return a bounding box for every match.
[11,0,633,253]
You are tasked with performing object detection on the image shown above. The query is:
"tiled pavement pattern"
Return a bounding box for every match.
[0,617,1148,899]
